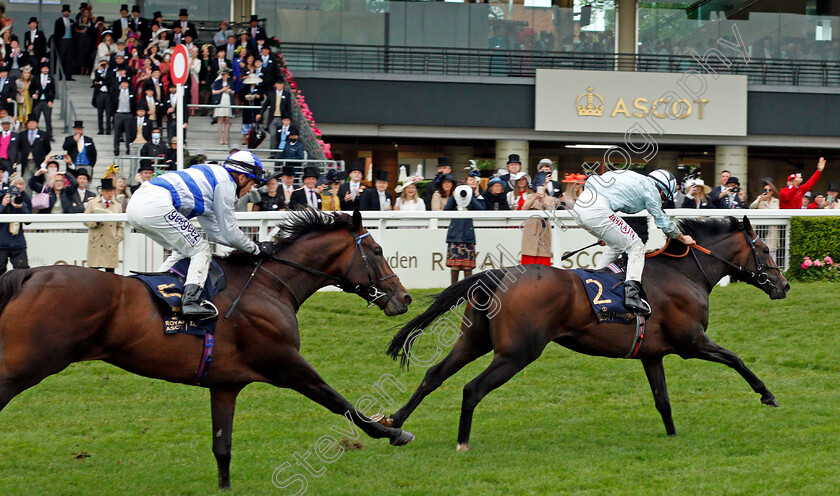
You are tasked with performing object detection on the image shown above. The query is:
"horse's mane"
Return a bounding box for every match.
[675,216,739,241]
[221,210,354,266]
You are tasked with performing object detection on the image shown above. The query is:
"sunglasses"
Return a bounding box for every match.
[763,188,772,192]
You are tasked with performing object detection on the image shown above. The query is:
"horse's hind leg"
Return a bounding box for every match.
[642,357,676,436]
[210,386,243,490]
[388,310,493,429]
[686,335,777,407]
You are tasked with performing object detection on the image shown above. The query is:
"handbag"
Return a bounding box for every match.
[31,184,50,211]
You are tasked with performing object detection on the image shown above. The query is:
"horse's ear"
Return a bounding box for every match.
[742,215,753,233]
[352,208,362,231]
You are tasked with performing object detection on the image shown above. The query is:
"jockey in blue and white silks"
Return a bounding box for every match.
[570,169,696,315]
[126,151,272,319]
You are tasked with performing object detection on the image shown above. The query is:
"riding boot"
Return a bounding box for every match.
[181,284,218,321]
[624,280,651,316]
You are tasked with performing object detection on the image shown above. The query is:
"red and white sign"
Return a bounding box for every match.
[170,44,190,86]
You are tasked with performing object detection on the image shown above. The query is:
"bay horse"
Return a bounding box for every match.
[384,216,789,450]
[0,210,414,489]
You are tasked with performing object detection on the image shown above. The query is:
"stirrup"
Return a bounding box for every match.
[625,298,651,316]
[181,300,219,321]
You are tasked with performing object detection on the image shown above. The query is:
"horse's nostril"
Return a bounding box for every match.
[784,283,791,292]
[404,294,412,306]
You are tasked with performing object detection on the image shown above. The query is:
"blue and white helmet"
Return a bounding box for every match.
[649,169,677,201]
[223,151,266,185]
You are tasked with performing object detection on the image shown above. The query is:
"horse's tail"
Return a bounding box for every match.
[0,269,33,317]
[387,269,508,368]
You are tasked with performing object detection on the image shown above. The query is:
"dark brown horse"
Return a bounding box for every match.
[0,210,414,489]
[384,216,789,450]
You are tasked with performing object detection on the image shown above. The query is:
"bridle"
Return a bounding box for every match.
[238,231,399,312]
[690,222,781,290]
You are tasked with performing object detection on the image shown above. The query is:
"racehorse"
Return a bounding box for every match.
[0,210,414,489]
[384,216,789,450]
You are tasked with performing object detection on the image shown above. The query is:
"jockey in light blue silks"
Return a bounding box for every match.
[570,169,696,315]
[126,151,273,320]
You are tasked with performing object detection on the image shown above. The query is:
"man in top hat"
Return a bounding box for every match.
[248,15,268,46]
[83,177,123,273]
[779,157,826,209]
[339,161,366,211]
[76,3,91,23]
[825,182,839,209]
[277,165,296,208]
[25,17,47,63]
[712,175,746,209]
[282,125,304,162]
[15,117,50,176]
[0,116,19,175]
[0,66,15,116]
[70,167,96,206]
[289,166,323,210]
[258,44,279,86]
[110,78,137,156]
[210,46,233,83]
[54,4,76,79]
[63,121,97,171]
[175,8,198,40]
[499,154,522,191]
[91,59,112,134]
[30,63,55,138]
[130,5,148,42]
[130,159,155,194]
[113,4,132,41]
[424,156,452,209]
[359,170,393,211]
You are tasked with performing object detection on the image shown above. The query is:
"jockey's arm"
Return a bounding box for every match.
[209,181,260,254]
[645,195,695,245]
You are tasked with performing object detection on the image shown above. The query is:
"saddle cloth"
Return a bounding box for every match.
[571,263,647,324]
[130,259,227,336]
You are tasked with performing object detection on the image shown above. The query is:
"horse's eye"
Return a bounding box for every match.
[763,247,770,254]
[373,247,383,256]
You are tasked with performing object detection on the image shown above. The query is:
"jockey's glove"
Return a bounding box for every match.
[257,241,275,260]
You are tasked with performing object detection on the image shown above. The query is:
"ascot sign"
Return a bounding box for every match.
[535,69,747,136]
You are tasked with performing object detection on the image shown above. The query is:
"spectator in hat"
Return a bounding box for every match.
[108,39,129,67]
[749,177,779,210]
[95,30,116,67]
[713,175,746,209]
[444,184,484,283]
[360,170,393,211]
[91,59,112,134]
[74,9,95,74]
[15,117,50,176]
[162,136,185,170]
[257,80,292,152]
[71,167,95,205]
[212,68,234,145]
[24,17,47,63]
[807,192,828,209]
[277,165,296,208]
[0,116,19,175]
[83,177,123,272]
[0,174,31,275]
[779,157,826,209]
[110,78,136,156]
[140,126,167,159]
[825,182,839,209]
[133,106,152,145]
[247,15,268,47]
[270,116,293,159]
[54,4,76,79]
[338,161,365,211]
[253,171,285,211]
[209,46,233,83]
[430,172,455,211]
[164,83,188,143]
[507,171,534,210]
[238,71,263,145]
[289,166,323,210]
[63,120,97,171]
[258,45,279,86]
[131,159,155,193]
[29,63,55,138]
[682,178,714,209]
[394,176,426,211]
[112,4,131,41]
[282,125,304,162]
[0,66,13,115]
[29,163,81,213]
[801,191,812,209]
[5,39,30,80]
[499,154,523,192]
[318,169,345,211]
[130,5,148,42]
[482,177,510,210]
[536,158,562,199]
[176,8,199,40]
[424,156,452,209]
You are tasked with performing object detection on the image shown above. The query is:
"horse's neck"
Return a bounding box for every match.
[271,238,348,302]
[685,235,742,291]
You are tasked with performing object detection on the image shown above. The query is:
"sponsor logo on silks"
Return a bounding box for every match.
[165,209,201,246]
[608,213,638,240]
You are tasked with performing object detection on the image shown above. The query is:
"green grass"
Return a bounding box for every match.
[1,282,838,495]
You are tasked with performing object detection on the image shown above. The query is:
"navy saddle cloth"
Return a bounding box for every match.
[131,259,227,336]
[571,263,647,324]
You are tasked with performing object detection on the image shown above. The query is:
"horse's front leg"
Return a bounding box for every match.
[274,350,414,446]
[684,334,778,407]
[210,386,244,490]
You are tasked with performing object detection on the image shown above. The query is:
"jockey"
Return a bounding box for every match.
[571,169,696,315]
[126,151,273,320]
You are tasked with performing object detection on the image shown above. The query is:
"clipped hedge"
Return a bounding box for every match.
[786,216,840,281]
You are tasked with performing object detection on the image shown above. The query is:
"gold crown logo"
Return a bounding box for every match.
[576,87,604,117]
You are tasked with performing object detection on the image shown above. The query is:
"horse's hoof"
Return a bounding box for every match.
[761,394,779,407]
[390,430,414,446]
[456,443,470,452]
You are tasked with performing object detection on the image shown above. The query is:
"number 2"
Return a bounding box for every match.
[584,278,613,304]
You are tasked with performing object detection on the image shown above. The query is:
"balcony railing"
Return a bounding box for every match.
[279,42,840,87]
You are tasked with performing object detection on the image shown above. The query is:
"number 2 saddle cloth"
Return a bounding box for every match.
[571,262,648,324]
[130,258,227,336]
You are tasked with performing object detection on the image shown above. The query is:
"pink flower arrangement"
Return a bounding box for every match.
[802,257,813,268]
[825,256,834,265]
[814,260,824,267]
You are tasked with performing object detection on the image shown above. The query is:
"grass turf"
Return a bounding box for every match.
[0,282,838,495]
